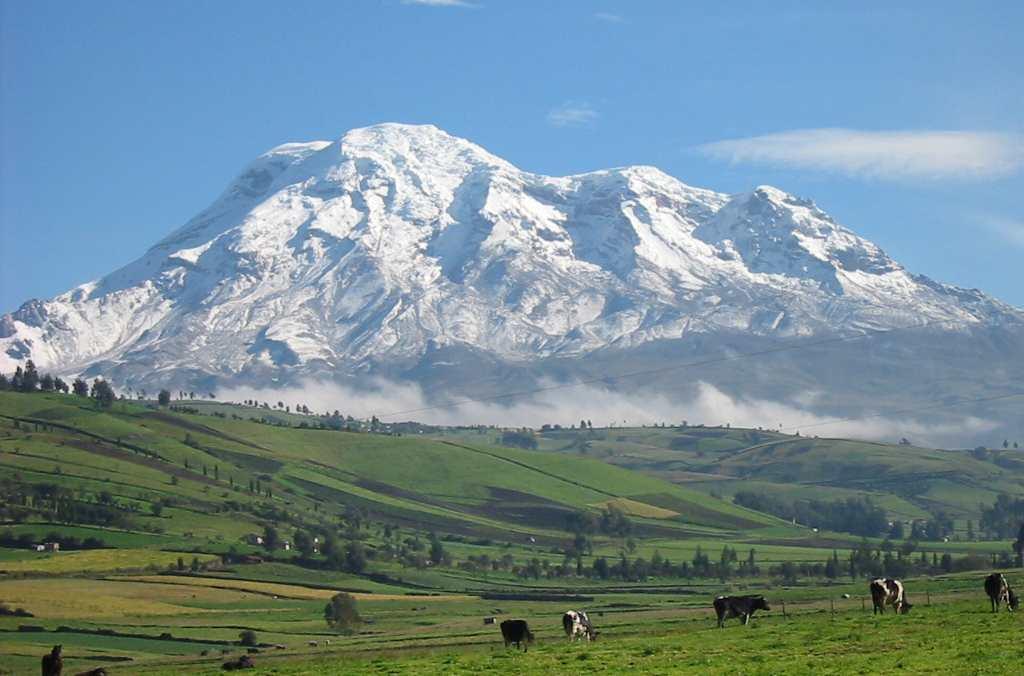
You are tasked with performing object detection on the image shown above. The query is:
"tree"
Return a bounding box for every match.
[72,378,89,397]
[239,630,258,647]
[54,377,68,393]
[262,525,280,551]
[158,390,171,406]
[324,593,363,634]
[40,374,55,392]
[150,501,163,517]
[90,379,115,408]
[344,541,367,573]
[294,529,315,558]
[20,360,40,392]
[428,532,446,565]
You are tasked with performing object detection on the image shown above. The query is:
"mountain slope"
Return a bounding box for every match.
[1,124,1021,438]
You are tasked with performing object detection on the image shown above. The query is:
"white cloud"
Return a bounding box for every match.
[547,101,599,128]
[981,216,1024,248]
[698,128,1024,180]
[218,378,996,448]
[401,0,476,7]
[594,12,624,23]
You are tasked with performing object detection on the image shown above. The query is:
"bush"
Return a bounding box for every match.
[324,593,363,634]
[239,629,258,646]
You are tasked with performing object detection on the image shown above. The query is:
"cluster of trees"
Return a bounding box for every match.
[0,528,106,550]
[0,360,116,408]
[500,430,538,449]
[565,505,634,539]
[584,546,757,582]
[840,539,1017,580]
[0,482,135,529]
[980,495,1024,539]
[733,492,889,537]
[0,361,67,394]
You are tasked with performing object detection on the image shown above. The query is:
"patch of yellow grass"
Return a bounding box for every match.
[0,549,219,575]
[0,578,235,619]
[122,575,473,602]
[591,497,679,519]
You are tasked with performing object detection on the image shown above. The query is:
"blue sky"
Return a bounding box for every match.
[1,0,1021,312]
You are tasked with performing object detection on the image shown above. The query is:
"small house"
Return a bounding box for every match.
[43,542,60,552]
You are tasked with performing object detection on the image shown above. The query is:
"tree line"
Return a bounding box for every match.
[0,360,116,408]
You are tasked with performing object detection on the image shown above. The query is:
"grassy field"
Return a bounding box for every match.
[1,575,1016,675]
[2,391,1022,674]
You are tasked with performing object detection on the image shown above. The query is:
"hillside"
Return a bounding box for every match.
[510,425,1024,524]
[0,392,783,553]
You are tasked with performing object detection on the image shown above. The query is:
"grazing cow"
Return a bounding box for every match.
[499,619,534,652]
[870,578,912,615]
[984,573,1019,613]
[307,640,318,647]
[42,645,62,676]
[562,610,597,642]
[483,616,496,625]
[713,595,770,628]
[74,670,108,676]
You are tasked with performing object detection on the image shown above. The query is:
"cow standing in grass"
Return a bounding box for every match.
[562,610,597,642]
[870,578,912,614]
[984,573,1019,613]
[713,595,770,628]
[41,645,62,676]
[500,619,534,651]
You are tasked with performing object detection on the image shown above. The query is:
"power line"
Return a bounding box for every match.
[378,316,981,419]
[780,391,1024,434]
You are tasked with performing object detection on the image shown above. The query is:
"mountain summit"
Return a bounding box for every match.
[2,124,1021,434]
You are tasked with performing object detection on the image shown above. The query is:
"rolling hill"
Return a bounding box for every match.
[515,425,1024,524]
[0,391,783,555]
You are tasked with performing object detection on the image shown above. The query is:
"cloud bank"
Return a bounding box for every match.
[698,129,1024,180]
[218,378,997,448]
[547,101,599,128]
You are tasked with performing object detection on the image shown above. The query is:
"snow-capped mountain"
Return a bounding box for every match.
[2,124,1021,430]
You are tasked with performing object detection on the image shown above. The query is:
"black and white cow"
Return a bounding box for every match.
[870,578,912,614]
[984,573,1019,613]
[500,619,534,652]
[562,610,597,641]
[713,595,770,628]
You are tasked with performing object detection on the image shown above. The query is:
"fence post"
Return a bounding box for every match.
[861,596,866,612]
[782,600,788,619]
[831,598,835,620]
[927,590,931,607]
